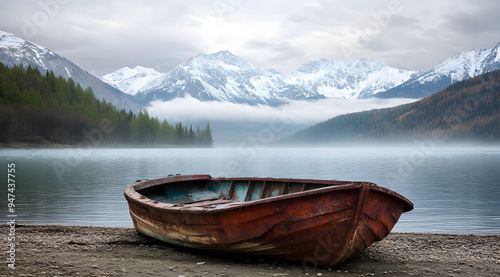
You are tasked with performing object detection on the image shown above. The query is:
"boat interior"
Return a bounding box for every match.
[139,178,353,206]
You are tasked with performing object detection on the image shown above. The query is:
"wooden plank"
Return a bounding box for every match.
[227,180,235,200]
[243,180,252,201]
[259,181,268,199]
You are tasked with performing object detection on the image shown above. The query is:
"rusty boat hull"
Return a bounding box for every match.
[124,175,413,267]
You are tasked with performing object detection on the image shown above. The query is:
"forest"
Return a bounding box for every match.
[0,63,213,147]
[289,70,500,144]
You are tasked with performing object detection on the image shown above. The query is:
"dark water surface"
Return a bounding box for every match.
[1,147,499,234]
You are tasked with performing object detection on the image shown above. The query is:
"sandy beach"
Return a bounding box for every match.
[1,225,499,276]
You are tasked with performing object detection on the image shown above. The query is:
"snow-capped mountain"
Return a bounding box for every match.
[130,51,285,105]
[5,26,498,109]
[104,50,415,105]
[289,57,414,99]
[103,66,162,96]
[376,43,500,98]
[0,30,138,109]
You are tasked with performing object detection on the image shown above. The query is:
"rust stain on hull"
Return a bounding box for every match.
[124,175,413,267]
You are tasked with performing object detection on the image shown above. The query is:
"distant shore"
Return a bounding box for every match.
[2,141,499,150]
[0,142,213,150]
[1,225,498,276]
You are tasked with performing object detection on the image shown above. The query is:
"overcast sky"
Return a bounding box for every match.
[0,0,499,76]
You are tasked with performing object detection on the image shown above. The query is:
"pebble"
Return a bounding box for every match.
[7,225,500,276]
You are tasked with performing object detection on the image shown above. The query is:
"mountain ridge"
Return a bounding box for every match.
[286,70,500,143]
[102,66,162,96]
[104,42,500,105]
[2,29,499,109]
[104,51,415,105]
[376,42,500,98]
[0,30,138,110]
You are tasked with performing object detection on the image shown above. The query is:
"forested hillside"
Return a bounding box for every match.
[0,63,213,147]
[288,70,500,144]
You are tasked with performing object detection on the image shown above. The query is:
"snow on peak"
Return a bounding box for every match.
[433,50,485,82]
[376,42,500,98]
[102,50,418,104]
[0,30,50,55]
[105,42,500,104]
[415,43,500,85]
[103,66,163,95]
[293,57,415,98]
[0,30,25,49]
[0,29,136,109]
[297,57,385,73]
[206,50,236,60]
[185,50,257,73]
[493,42,500,63]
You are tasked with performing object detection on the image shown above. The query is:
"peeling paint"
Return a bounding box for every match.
[124,175,413,267]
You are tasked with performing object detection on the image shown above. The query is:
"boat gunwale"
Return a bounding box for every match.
[124,175,414,214]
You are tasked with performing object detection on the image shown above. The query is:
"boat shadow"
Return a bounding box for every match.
[132,231,382,273]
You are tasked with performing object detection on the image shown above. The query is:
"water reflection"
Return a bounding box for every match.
[0,147,499,234]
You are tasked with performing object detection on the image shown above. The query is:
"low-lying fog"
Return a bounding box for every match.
[147,96,417,145]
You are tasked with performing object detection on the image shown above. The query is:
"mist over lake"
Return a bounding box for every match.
[1,146,499,235]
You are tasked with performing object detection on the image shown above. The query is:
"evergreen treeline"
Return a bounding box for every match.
[289,70,500,143]
[0,63,213,147]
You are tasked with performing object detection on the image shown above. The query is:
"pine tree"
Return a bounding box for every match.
[200,121,213,147]
[188,125,196,145]
[0,63,216,147]
[7,82,22,104]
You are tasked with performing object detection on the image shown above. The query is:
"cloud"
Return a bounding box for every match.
[146,96,417,126]
[0,0,499,75]
[441,1,500,36]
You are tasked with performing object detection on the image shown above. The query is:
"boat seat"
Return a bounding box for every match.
[183,199,234,207]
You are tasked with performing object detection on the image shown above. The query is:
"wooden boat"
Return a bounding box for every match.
[124,174,413,267]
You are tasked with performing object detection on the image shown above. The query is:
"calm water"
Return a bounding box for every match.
[1,147,499,234]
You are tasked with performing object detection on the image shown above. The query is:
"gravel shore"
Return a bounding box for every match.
[1,225,499,276]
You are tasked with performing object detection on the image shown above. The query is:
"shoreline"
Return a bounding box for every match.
[0,142,214,150]
[1,141,500,150]
[2,225,499,276]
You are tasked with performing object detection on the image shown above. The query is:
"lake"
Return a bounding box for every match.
[1,146,499,234]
